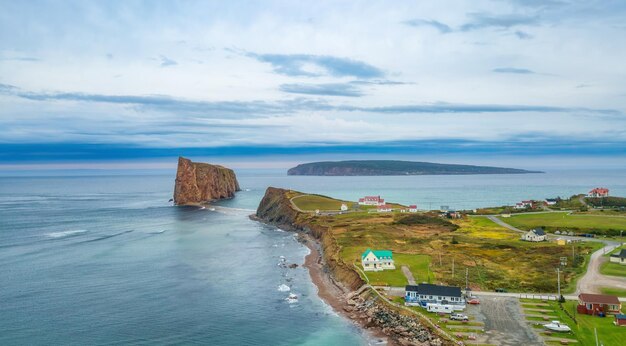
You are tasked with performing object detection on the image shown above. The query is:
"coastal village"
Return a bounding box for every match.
[262,186,626,345]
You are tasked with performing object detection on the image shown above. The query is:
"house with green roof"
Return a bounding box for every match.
[361,248,395,271]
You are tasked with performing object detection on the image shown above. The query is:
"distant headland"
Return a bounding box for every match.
[287,160,542,176]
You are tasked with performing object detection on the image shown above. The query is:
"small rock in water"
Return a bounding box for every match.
[288,263,298,268]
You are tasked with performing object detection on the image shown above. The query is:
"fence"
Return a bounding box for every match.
[519,293,558,301]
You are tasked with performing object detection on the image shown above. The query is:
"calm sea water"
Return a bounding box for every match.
[1,169,625,345]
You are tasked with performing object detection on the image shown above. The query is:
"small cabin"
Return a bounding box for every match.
[577,293,621,315]
[615,314,626,326]
[340,203,348,211]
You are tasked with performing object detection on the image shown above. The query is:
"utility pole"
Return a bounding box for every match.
[452,257,455,279]
[439,252,442,266]
[465,268,469,290]
[572,245,576,263]
[557,268,561,299]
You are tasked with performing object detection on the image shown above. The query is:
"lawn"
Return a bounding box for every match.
[599,287,626,297]
[599,261,626,278]
[355,253,432,286]
[521,299,625,346]
[560,300,625,346]
[290,194,353,211]
[501,212,626,235]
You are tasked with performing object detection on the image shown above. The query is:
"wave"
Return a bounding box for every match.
[278,284,291,292]
[45,230,89,239]
[81,230,134,243]
[148,230,166,235]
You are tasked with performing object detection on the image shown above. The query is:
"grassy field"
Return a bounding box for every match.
[600,261,626,277]
[309,209,598,292]
[521,298,625,346]
[355,253,432,286]
[561,300,625,346]
[501,212,626,235]
[599,287,626,297]
[290,194,353,211]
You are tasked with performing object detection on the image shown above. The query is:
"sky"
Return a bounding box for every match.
[1,0,626,170]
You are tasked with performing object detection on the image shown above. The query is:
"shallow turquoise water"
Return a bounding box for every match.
[1,169,625,345]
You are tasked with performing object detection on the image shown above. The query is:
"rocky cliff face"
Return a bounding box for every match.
[173,157,240,205]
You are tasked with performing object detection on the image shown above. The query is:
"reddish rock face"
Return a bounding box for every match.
[173,157,240,205]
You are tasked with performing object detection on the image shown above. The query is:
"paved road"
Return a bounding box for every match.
[401,265,416,285]
[486,215,525,233]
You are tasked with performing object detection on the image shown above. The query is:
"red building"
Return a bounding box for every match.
[358,195,385,206]
[577,293,621,315]
[587,187,609,198]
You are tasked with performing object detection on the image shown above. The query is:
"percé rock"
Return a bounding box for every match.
[173,157,240,205]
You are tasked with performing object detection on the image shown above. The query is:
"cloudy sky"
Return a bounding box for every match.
[1,0,626,168]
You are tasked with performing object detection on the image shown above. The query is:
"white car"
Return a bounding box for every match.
[450,313,469,321]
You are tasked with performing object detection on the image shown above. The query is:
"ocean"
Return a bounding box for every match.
[1,169,625,345]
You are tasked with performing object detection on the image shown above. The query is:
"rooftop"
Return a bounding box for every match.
[405,283,462,298]
[578,293,620,305]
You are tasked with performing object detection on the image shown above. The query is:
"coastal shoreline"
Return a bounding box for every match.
[298,233,393,346]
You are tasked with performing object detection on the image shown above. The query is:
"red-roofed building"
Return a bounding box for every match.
[408,205,418,213]
[377,204,393,212]
[359,195,385,206]
[577,293,621,315]
[588,188,609,198]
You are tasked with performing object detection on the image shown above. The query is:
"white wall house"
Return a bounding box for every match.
[405,284,465,310]
[610,249,626,265]
[521,228,546,242]
[361,249,395,271]
[377,204,393,212]
[358,196,385,206]
[587,188,609,198]
[340,203,348,211]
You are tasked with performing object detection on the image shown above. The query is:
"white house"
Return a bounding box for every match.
[408,205,418,213]
[610,249,626,265]
[340,203,348,211]
[377,204,393,212]
[361,248,395,271]
[405,284,465,310]
[521,228,546,242]
[358,195,385,206]
[588,188,609,198]
[514,200,533,210]
[545,198,558,206]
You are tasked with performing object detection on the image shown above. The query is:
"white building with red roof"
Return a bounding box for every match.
[358,195,385,206]
[377,204,393,212]
[587,188,609,198]
[408,205,418,213]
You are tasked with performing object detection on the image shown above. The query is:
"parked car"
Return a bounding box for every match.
[495,288,507,293]
[467,296,480,304]
[450,313,469,321]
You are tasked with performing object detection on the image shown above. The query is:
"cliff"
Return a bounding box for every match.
[255,187,365,290]
[173,157,240,205]
[288,160,543,176]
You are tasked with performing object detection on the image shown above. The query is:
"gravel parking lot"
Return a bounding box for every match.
[466,295,543,345]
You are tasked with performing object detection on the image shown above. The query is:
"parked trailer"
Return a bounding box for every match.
[426,303,454,314]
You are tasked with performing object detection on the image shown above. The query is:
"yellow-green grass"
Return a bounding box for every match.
[599,287,626,297]
[314,211,599,292]
[599,261,626,278]
[501,212,626,235]
[460,217,519,240]
[291,194,353,211]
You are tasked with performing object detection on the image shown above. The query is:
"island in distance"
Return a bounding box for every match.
[287,160,543,176]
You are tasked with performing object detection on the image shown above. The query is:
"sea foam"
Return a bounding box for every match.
[45,230,88,238]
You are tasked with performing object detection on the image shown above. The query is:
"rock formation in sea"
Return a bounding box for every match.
[173,157,240,205]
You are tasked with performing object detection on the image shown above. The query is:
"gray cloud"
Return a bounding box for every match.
[514,30,533,39]
[246,53,384,78]
[403,19,452,33]
[280,83,364,97]
[159,55,177,67]
[493,67,535,74]
[1,83,620,117]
